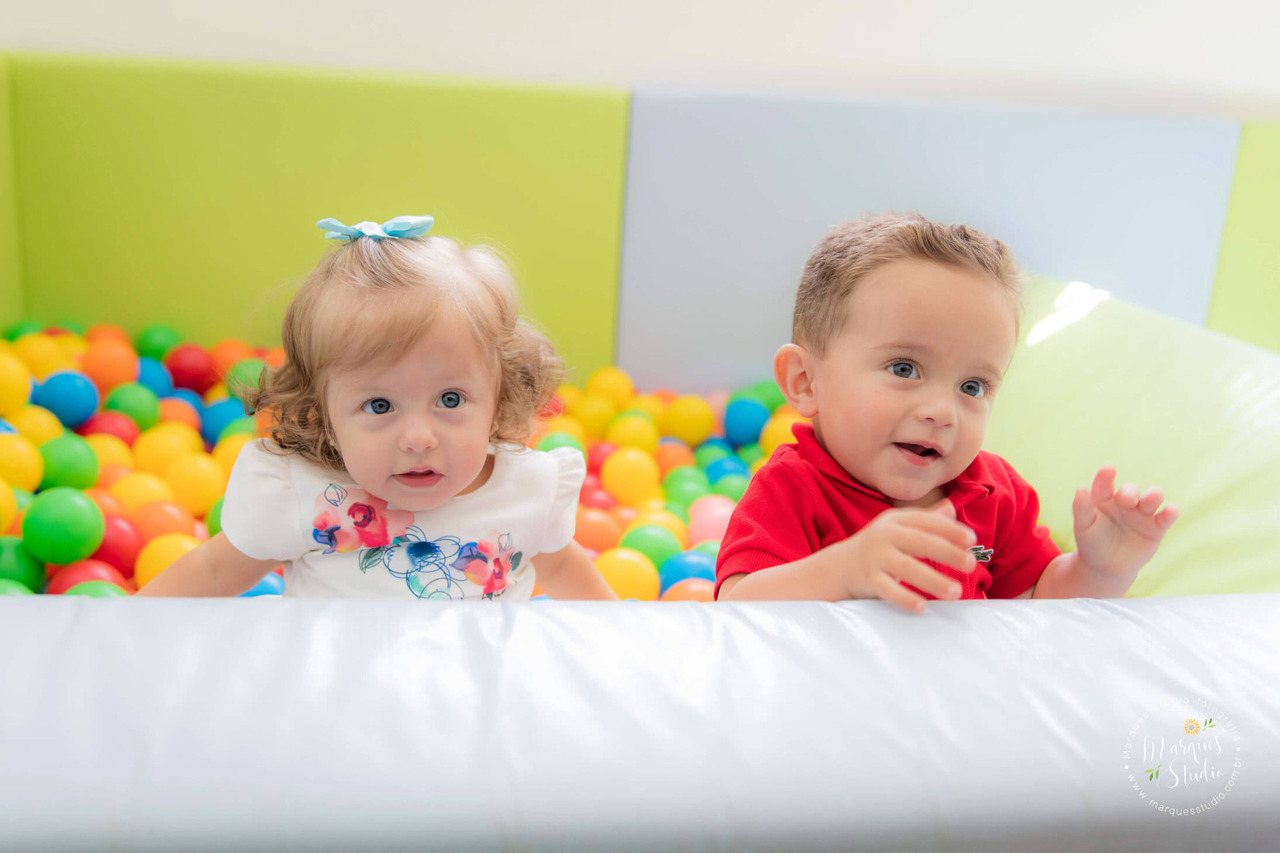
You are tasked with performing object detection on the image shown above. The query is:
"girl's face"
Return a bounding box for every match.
[323,323,499,512]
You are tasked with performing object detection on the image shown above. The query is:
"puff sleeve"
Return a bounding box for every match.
[540,447,587,554]
[219,439,312,562]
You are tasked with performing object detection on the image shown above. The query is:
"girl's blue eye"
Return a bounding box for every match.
[960,380,986,398]
[363,398,392,415]
[889,361,918,379]
[438,391,463,409]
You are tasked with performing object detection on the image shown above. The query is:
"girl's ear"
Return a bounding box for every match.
[774,344,819,418]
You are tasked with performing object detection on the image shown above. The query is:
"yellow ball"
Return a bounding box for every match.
[585,366,635,411]
[595,546,660,600]
[7,404,65,446]
[163,452,229,517]
[605,414,660,455]
[628,509,689,548]
[53,334,89,361]
[0,351,33,416]
[0,477,17,533]
[134,532,201,588]
[540,414,587,447]
[555,383,583,413]
[204,385,229,404]
[661,395,716,447]
[84,432,135,469]
[108,471,176,513]
[0,433,44,492]
[12,334,74,380]
[761,412,807,457]
[212,433,253,475]
[599,446,662,507]
[629,393,668,423]
[568,394,617,441]
[133,423,202,475]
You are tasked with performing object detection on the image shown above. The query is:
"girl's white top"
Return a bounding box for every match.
[220,439,585,600]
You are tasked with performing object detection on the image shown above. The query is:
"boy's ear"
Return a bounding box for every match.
[774,343,819,418]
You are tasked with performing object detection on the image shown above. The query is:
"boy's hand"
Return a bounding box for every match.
[839,500,979,613]
[1072,466,1178,582]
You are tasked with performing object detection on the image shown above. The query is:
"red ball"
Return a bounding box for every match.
[579,486,618,510]
[89,514,145,578]
[78,410,141,446]
[45,559,129,595]
[164,343,220,394]
[586,441,618,476]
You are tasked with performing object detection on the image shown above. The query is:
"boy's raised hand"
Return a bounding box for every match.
[839,499,978,613]
[1071,466,1178,583]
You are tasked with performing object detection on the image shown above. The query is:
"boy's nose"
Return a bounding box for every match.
[916,389,956,427]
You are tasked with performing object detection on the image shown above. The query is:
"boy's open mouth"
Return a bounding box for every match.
[895,442,939,458]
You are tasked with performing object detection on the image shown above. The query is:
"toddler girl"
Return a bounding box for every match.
[140,215,618,601]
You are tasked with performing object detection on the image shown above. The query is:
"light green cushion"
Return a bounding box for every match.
[986,276,1280,596]
[9,54,629,377]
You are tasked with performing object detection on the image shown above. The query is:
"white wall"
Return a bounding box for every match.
[1,0,1278,117]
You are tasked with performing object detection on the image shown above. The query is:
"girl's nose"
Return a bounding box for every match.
[399,416,438,452]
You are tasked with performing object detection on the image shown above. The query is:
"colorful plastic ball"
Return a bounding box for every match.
[627,509,689,547]
[0,432,44,492]
[7,404,65,445]
[134,324,183,363]
[205,497,224,537]
[594,546,660,600]
[584,366,635,410]
[537,432,585,454]
[211,434,252,476]
[225,357,266,397]
[241,571,284,597]
[0,535,45,592]
[95,463,134,489]
[618,524,683,573]
[579,485,617,510]
[653,440,696,477]
[156,396,202,431]
[761,413,805,457]
[165,386,205,414]
[136,357,175,398]
[104,382,162,431]
[90,514,144,578]
[605,414,660,455]
[737,443,764,468]
[0,578,35,595]
[45,559,130,595]
[131,500,198,542]
[0,479,16,533]
[82,486,129,519]
[688,494,737,546]
[723,397,771,448]
[21,487,105,565]
[12,333,74,379]
[3,320,44,341]
[693,540,721,559]
[540,414,587,447]
[209,339,255,378]
[703,455,750,485]
[80,338,139,393]
[164,343,220,394]
[64,580,130,597]
[84,323,131,345]
[660,395,716,447]
[108,471,176,513]
[38,432,100,490]
[657,549,716,593]
[133,423,202,475]
[200,397,249,446]
[78,410,141,446]
[628,393,668,424]
[32,370,100,429]
[162,453,229,517]
[573,505,624,553]
[585,440,619,476]
[567,394,616,441]
[0,351,34,416]
[599,447,662,507]
[659,577,716,602]
[133,532,200,588]
[712,473,750,502]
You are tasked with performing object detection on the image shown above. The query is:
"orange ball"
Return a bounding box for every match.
[660,577,716,602]
[574,505,624,553]
[264,346,286,368]
[80,339,139,393]
[85,324,132,345]
[607,504,639,531]
[83,487,129,519]
[132,500,197,541]
[209,339,255,378]
[653,441,696,477]
[96,463,134,489]
[158,397,202,430]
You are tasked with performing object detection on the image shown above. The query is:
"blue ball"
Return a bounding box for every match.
[201,397,249,446]
[32,370,100,428]
[698,436,734,454]
[723,398,771,448]
[0,418,15,434]
[658,550,717,594]
[703,454,750,484]
[136,357,175,398]
[241,571,285,597]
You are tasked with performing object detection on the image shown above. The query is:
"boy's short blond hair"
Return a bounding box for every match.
[793,213,1023,356]
[245,234,563,473]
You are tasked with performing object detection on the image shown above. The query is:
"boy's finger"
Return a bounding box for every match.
[1091,466,1117,504]
[873,572,929,613]
[1136,489,1165,515]
[895,527,977,574]
[1155,505,1180,530]
[892,555,964,601]
[905,509,977,548]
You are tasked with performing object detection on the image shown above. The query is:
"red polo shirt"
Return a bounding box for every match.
[715,424,1060,600]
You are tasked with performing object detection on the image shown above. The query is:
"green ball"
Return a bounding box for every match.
[619,524,683,571]
[664,478,710,509]
[104,382,161,431]
[217,416,259,443]
[64,580,129,597]
[662,465,710,490]
[12,488,33,512]
[134,324,183,362]
[0,577,36,595]
[225,357,266,398]
[693,540,720,558]
[712,473,750,502]
[736,443,764,468]
[4,320,44,342]
[38,433,100,490]
[0,536,45,592]
[694,444,731,469]
[749,379,787,412]
[21,487,105,565]
[537,431,585,454]
[662,501,691,524]
[206,497,224,537]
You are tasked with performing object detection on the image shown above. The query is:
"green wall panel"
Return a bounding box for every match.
[9,55,628,377]
[0,56,22,330]
[1208,121,1280,354]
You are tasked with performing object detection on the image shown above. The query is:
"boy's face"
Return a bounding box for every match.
[804,258,1018,507]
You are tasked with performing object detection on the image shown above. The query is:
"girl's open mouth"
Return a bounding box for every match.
[395,470,443,487]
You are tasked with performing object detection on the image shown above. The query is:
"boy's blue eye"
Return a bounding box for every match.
[363,398,392,415]
[889,361,918,379]
[960,380,986,398]
[438,391,463,409]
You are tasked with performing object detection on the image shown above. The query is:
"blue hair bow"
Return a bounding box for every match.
[316,215,434,242]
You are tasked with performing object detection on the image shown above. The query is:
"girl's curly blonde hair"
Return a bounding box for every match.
[243,234,563,473]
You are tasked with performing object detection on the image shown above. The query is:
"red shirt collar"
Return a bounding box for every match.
[790,422,994,509]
